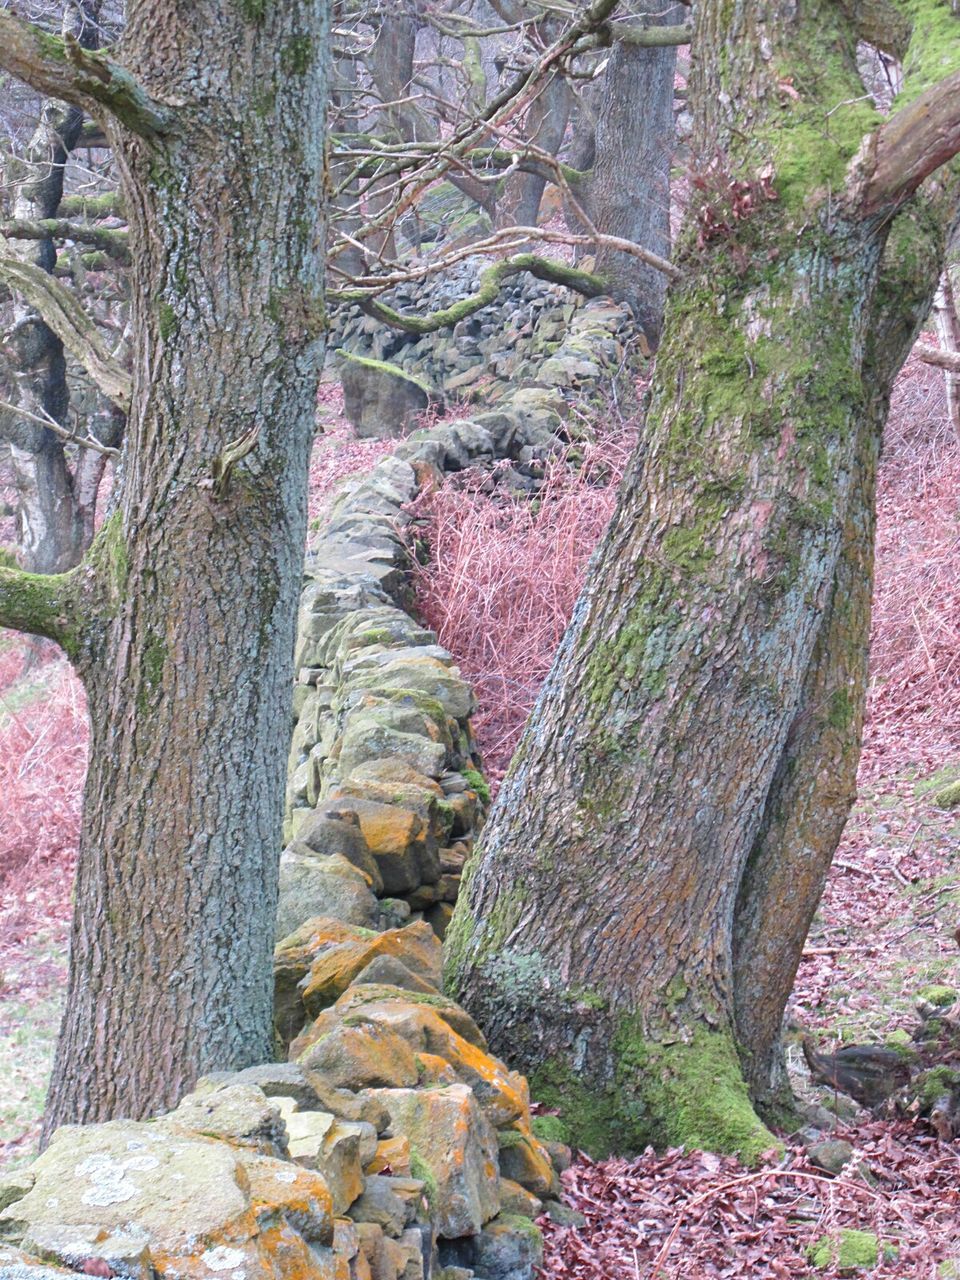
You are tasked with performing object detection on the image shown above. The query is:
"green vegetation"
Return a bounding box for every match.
[807,1229,879,1271]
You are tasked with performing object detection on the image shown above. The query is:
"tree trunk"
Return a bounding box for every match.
[446,0,960,1159]
[588,8,679,343]
[32,0,330,1133]
[932,270,960,439]
[2,78,88,573]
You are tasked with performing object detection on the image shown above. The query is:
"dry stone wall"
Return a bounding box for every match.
[332,266,640,437]
[0,295,636,1280]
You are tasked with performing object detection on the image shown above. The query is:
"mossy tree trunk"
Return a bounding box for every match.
[446,0,960,1160]
[0,0,330,1132]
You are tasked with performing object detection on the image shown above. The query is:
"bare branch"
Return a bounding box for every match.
[854,69,960,214]
[0,10,170,137]
[0,397,120,457]
[0,240,131,410]
[339,252,609,336]
[914,340,960,373]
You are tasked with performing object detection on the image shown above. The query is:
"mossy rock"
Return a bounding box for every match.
[807,1229,880,1271]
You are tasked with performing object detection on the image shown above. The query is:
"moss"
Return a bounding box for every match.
[532,1017,777,1163]
[807,1229,879,1271]
[662,523,715,575]
[462,767,490,805]
[918,984,957,1007]
[934,779,960,809]
[336,350,433,397]
[897,0,960,108]
[281,36,313,75]
[236,0,267,20]
[827,687,855,730]
[530,1114,569,1145]
[408,1149,439,1208]
[916,1065,960,1109]
[498,1213,544,1249]
[157,302,177,342]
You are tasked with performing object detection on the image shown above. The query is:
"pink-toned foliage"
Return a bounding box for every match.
[409,429,635,781]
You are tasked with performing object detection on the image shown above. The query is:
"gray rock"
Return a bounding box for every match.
[806,1138,855,1176]
[276,849,378,937]
[338,352,438,439]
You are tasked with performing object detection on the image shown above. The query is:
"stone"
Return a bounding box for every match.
[297,1020,421,1091]
[276,848,379,938]
[338,352,438,440]
[275,917,379,1049]
[0,1121,336,1280]
[159,1083,289,1157]
[353,955,439,995]
[439,1216,543,1280]
[541,1200,586,1228]
[0,1175,34,1216]
[343,659,475,722]
[497,1181,542,1220]
[496,1126,557,1198]
[275,1107,365,1215]
[321,798,439,895]
[347,1177,413,1239]
[297,810,384,894]
[337,720,448,786]
[366,1085,499,1239]
[366,1136,412,1177]
[327,985,487,1053]
[299,922,442,1015]
[197,1062,326,1112]
[806,1139,855,1176]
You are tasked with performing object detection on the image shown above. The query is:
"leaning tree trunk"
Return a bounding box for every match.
[446,0,960,1159]
[0,0,330,1133]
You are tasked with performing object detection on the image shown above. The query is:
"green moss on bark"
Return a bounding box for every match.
[531,1016,777,1163]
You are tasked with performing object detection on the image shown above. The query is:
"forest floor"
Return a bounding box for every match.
[1,359,958,1275]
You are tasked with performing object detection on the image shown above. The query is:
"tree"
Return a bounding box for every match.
[446,0,960,1159]
[0,0,121,575]
[0,0,330,1133]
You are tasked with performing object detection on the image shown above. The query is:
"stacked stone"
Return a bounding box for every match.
[331,265,638,413]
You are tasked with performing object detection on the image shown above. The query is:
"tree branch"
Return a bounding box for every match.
[914,340,960,373]
[855,69,960,213]
[0,218,130,264]
[348,253,609,335]
[0,562,81,652]
[0,11,170,137]
[611,21,693,47]
[0,241,132,410]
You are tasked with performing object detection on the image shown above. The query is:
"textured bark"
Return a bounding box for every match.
[731,197,958,1110]
[495,73,571,229]
[446,0,960,1158]
[1,65,87,573]
[28,0,331,1134]
[588,5,679,342]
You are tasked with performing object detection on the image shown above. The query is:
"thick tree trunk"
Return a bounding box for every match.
[588,8,679,342]
[40,0,329,1133]
[446,0,960,1158]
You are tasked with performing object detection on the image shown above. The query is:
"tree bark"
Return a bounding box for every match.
[446,0,960,1159]
[0,0,333,1135]
[1,7,91,574]
[588,4,679,343]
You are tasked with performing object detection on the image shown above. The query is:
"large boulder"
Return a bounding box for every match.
[338,352,439,439]
[0,1120,336,1280]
